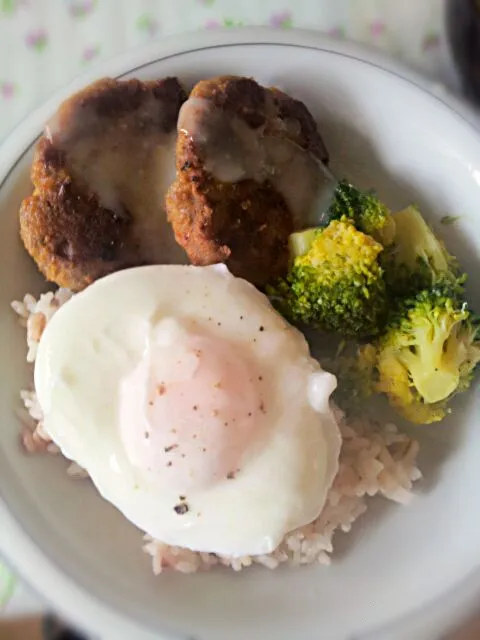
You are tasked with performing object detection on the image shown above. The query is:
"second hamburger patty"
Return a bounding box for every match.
[166,75,330,287]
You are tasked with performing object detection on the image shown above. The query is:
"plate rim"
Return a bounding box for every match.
[1,26,479,640]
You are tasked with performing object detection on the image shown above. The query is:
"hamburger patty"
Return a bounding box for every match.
[20,76,187,291]
[166,75,329,287]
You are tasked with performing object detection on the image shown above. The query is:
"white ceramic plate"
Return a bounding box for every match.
[1,28,480,640]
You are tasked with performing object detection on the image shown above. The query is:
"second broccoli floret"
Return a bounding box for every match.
[376,287,480,424]
[382,205,460,298]
[268,219,387,337]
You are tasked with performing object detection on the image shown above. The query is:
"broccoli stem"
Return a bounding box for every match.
[398,349,460,403]
[288,228,318,259]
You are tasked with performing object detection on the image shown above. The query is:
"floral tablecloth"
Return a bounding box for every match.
[0,0,458,623]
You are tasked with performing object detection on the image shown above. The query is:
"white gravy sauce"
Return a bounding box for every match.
[45,94,185,264]
[178,97,337,227]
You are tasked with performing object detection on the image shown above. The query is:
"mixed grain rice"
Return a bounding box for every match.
[12,290,422,573]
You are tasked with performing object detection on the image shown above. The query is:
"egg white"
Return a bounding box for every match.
[35,264,341,556]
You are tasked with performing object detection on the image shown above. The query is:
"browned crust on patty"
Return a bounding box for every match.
[20,77,186,291]
[166,76,329,287]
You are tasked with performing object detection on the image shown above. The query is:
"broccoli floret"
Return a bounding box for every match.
[375,286,480,424]
[325,342,378,411]
[320,180,396,246]
[268,219,387,337]
[383,205,460,298]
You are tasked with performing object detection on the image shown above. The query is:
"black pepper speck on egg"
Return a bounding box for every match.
[174,503,189,515]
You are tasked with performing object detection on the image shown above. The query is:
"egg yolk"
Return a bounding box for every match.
[119,320,265,491]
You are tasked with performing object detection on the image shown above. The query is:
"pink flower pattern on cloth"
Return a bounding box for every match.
[0,0,451,620]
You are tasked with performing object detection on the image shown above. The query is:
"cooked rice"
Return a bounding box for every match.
[12,290,422,573]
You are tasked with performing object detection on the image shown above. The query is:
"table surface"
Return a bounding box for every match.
[0,0,476,636]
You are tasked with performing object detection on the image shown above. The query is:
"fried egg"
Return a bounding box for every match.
[34,264,341,556]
